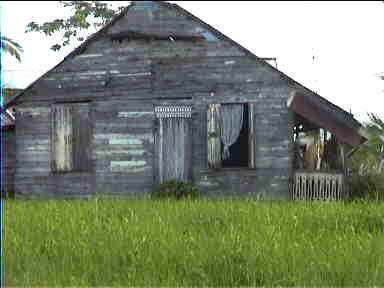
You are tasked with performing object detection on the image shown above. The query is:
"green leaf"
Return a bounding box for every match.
[51,44,62,51]
[24,1,117,52]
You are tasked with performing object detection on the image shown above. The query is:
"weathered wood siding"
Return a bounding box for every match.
[14,105,95,197]
[93,100,155,195]
[2,128,15,196]
[13,1,296,198]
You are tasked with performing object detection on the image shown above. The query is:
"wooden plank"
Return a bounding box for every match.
[248,102,256,169]
[18,83,290,106]
[92,41,243,58]
[51,105,73,172]
[72,103,92,171]
[207,104,221,168]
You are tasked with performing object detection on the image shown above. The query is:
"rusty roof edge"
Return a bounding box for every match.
[162,1,362,129]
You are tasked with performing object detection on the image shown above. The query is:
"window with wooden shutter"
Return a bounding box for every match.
[51,103,91,173]
[207,102,256,169]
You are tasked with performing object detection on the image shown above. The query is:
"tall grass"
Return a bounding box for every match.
[3,198,384,286]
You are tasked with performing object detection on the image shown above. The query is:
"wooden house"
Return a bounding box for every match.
[6,1,366,199]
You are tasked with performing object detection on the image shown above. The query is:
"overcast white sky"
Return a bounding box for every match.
[1,1,384,123]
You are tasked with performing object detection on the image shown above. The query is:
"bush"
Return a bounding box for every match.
[151,180,200,200]
[1,188,15,199]
[348,173,384,201]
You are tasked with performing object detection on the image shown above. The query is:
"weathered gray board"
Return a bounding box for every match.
[2,128,15,196]
[12,1,301,198]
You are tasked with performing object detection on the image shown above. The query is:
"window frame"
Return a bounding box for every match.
[207,101,256,170]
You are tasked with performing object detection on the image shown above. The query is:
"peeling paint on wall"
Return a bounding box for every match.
[95,149,146,156]
[96,133,154,144]
[118,111,154,118]
[225,60,236,65]
[110,160,148,172]
[201,31,219,42]
[18,107,50,117]
[109,138,143,145]
[127,149,146,156]
[198,180,220,187]
[76,54,103,59]
[115,72,151,78]
[132,0,157,11]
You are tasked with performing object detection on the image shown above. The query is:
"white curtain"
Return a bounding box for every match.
[160,117,190,182]
[219,104,244,160]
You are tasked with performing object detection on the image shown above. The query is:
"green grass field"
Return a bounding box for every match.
[3,198,384,286]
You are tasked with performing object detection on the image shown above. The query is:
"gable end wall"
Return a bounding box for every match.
[13,1,294,198]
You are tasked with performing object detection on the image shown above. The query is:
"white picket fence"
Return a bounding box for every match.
[292,171,346,201]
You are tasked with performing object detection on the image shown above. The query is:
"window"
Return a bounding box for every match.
[207,102,256,169]
[50,103,91,172]
[222,104,249,167]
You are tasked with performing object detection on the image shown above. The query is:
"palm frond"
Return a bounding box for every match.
[368,113,384,131]
[0,36,24,62]
[1,36,24,51]
[361,113,384,155]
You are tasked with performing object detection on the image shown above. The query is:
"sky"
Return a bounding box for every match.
[1,1,384,123]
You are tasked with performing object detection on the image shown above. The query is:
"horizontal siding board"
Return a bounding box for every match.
[19,84,290,105]
[89,41,244,58]
[55,57,151,73]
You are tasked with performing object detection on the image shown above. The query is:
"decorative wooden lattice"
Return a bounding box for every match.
[292,171,345,200]
[155,106,192,118]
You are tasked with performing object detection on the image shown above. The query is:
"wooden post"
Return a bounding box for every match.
[248,102,256,169]
[159,118,163,183]
[207,104,222,169]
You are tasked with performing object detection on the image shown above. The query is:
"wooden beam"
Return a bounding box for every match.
[110,31,205,42]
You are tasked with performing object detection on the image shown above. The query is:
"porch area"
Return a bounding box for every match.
[287,91,367,201]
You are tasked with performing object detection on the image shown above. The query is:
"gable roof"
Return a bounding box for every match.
[5,1,366,145]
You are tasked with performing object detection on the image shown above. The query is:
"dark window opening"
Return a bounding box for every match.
[222,104,249,167]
